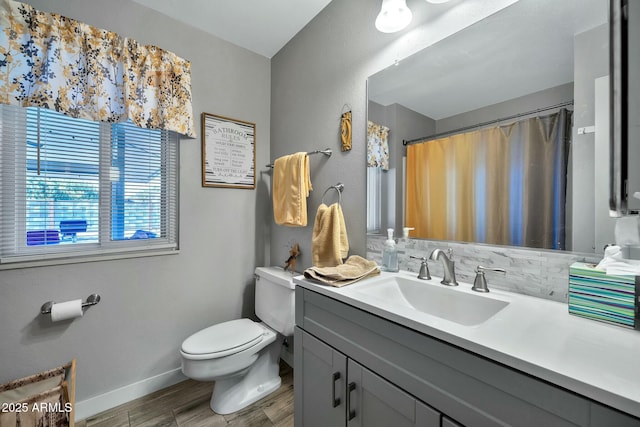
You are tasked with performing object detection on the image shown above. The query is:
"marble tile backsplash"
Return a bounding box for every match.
[366,235,602,303]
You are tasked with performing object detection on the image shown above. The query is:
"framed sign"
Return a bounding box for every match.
[201,113,256,189]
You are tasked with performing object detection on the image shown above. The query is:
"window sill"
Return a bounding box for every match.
[0,247,180,270]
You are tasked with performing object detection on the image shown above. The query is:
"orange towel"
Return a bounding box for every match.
[273,152,312,226]
[311,202,349,267]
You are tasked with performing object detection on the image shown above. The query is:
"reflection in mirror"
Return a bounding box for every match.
[366,0,610,253]
[405,109,572,250]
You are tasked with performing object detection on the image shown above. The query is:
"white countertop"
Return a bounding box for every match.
[294,270,640,418]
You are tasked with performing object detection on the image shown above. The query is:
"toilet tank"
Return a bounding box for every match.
[254,267,296,336]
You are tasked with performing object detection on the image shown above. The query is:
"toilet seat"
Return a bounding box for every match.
[181,319,264,360]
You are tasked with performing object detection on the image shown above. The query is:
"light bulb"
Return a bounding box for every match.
[375,0,413,33]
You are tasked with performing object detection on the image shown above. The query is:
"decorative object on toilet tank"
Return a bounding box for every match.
[284,242,300,273]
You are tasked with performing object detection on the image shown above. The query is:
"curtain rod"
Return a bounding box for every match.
[402,101,574,146]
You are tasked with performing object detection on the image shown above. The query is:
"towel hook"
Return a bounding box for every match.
[322,183,344,205]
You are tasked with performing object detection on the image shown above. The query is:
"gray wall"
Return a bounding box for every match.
[436,83,574,134]
[0,0,271,413]
[270,0,518,270]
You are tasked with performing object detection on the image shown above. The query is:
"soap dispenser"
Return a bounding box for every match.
[403,227,414,238]
[401,227,414,243]
[381,228,399,272]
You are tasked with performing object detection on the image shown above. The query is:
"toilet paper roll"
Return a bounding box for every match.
[50,299,84,322]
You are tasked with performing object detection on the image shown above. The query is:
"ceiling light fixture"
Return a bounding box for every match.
[425,0,451,3]
[375,0,413,33]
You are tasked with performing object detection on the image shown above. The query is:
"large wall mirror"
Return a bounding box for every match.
[366,0,612,254]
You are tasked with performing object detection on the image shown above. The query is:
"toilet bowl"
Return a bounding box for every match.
[180,267,295,414]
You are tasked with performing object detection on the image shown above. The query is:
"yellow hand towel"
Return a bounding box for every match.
[311,202,349,268]
[304,255,380,287]
[273,152,312,226]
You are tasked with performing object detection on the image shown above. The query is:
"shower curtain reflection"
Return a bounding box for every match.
[405,109,571,250]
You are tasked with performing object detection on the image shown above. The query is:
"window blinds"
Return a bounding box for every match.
[0,104,179,264]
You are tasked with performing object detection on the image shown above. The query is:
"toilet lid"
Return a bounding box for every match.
[181,319,263,357]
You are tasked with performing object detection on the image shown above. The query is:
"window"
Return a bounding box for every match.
[0,105,179,265]
[366,167,382,234]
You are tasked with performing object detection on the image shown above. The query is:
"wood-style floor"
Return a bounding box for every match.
[76,362,293,427]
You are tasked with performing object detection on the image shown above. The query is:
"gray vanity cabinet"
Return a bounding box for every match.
[295,327,442,427]
[294,286,640,427]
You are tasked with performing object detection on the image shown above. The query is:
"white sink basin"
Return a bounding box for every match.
[346,275,509,326]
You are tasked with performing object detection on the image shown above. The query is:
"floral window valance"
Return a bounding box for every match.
[0,0,195,137]
[367,120,390,170]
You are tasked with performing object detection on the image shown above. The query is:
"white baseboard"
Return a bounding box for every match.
[74,368,187,422]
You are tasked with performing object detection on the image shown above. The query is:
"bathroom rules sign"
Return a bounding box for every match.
[201,112,256,189]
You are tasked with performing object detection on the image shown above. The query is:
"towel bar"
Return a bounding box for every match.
[266,148,332,168]
[40,293,101,315]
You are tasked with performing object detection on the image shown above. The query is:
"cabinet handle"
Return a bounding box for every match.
[332,372,341,407]
[347,382,356,420]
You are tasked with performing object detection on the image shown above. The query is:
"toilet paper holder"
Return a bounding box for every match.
[40,294,101,315]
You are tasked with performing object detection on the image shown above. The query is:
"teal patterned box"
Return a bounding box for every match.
[568,262,639,329]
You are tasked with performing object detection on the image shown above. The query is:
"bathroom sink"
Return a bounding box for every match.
[347,276,509,326]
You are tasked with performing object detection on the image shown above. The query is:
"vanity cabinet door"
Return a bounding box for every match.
[294,327,347,427]
[295,327,443,427]
[346,359,441,427]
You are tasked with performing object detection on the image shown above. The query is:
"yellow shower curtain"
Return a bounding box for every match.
[406,132,479,243]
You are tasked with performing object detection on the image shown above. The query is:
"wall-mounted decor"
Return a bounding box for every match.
[341,110,352,151]
[202,113,256,189]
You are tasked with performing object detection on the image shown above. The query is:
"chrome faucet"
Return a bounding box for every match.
[429,248,458,286]
[409,255,431,280]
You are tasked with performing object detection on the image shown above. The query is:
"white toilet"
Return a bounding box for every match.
[180,266,296,415]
